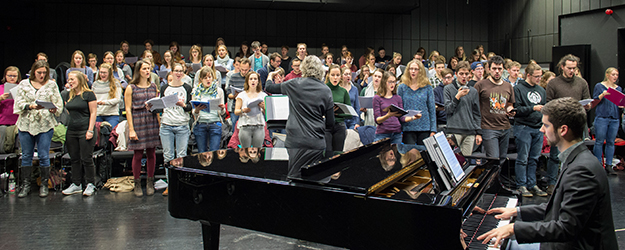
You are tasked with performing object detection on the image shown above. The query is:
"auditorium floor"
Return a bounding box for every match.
[1,171,625,250]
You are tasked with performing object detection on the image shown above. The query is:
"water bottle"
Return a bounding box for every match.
[8,170,16,194]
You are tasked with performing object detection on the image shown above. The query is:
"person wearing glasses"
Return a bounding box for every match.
[512,63,548,197]
[14,60,63,198]
[0,66,20,130]
[373,71,421,145]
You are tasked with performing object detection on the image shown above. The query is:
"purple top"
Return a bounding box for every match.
[0,84,18,125]
[373,94,405,134]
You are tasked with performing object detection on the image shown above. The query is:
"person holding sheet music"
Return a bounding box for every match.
[226,58,251,131]
[92,63,122,129]
[325,65,350,153]
[157,63,192,170]
[66,50,94,87]
[234,72,267,148]
[61,71,98,197]
[592,67,622,175]
[115,50,133,82]
[215,45,234,75]
[340,67,361,129]
[0,66,20,128]
[194,55,222,88]
[397,60,437,145]
[13,60,63,198]
[192,67,226,152]
[124,59,161,197]
[360,69,384,128]
[373,72,421,145]
[160,50,174,72]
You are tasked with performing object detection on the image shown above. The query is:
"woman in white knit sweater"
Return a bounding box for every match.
[92,63,122,128]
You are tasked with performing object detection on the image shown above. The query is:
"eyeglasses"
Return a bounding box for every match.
[173,70,184,73]
[530,75,542,78]
[35,71,47,75]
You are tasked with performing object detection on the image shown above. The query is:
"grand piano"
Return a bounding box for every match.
[168,139,518,250]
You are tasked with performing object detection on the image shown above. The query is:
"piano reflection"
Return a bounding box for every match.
[168,138,519,250]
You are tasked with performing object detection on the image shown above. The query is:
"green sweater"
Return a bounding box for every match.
[327,82,351,123]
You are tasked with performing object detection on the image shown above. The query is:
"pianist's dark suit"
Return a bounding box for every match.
[513,142,618,250]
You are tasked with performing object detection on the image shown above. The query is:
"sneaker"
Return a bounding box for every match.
[530,185,548,197]
[518,186,533,197]
[62,183,82,195]
[546,185,555,195]
[83,183,96,196]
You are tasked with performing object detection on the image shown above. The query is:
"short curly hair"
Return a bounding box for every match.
[301,56,324,81]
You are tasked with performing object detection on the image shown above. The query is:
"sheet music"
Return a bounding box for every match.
[334,102,358,116]
[3,83,17,99]
[434,132,465,182]
[157,70,170,79]
[125,57,138,64]
[265,95,289,121]
[247,98,263,116]
[358,96,373,109]
[230,86,243,94]
[191,99,221,113]
[35,100,57,109]
[190,63,202,73]
[578,99,594,106]
[215,65,228,73]
[402,110,422,118]
[604,87,625,106]
[146,94,179,111]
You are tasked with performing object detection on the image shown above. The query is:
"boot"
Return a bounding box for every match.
[146,177,155,196]
[133,179,143,197]
[39,167,50,197]
[606,165,616,176]
[17,166,32,198]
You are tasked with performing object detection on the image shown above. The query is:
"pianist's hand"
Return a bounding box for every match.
[477,223,514,248]
[486,207,517,220]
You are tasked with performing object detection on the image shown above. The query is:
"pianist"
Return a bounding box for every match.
[477,97,618,249]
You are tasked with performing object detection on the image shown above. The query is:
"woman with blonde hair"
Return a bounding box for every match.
[192,67,226,153]
[66,50,94,86]
[194,54,222,88]
[593,67,622,175]
[61,71,98,196]
[215,44,234,82]
[397,60,436,145]
[360,68,384,127]
[125,59,161,197]
[14,61,63,198]
[92,63,122,128]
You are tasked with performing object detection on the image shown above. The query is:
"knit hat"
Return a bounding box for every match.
[471,62,483,70]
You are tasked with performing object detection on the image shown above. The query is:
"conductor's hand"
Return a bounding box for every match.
[477,223,514,248]
[486,207,517,220]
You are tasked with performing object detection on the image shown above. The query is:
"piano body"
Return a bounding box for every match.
[168,140,518,250]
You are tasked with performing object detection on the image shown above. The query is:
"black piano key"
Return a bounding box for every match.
[463,194,512,250]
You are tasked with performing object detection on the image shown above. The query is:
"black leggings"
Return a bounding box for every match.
[325,122,346,152]
[66,130,96,185]
[402,131,431,145]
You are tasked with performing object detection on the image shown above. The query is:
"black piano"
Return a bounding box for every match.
[168,140,518,250]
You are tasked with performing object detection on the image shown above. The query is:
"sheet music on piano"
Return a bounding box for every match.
[423,132,466,191]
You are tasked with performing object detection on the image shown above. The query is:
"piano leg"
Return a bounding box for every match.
[200,220,220,250]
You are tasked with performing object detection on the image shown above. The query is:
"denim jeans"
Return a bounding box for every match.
[375,132,402,145]
[344,116,359,129]
[230,113,239,133]
[513,125,543,188]
[593,117,619,166]
[482,128,510,164]
[96,115,120,129]
[19,129,54,167]
[194,122,222,153]
[160,124,190,163]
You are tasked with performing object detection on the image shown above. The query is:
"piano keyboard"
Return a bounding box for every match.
[462,194,518,250]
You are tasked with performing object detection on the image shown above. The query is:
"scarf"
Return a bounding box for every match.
[192,79,219,100]
[216,54,231,67]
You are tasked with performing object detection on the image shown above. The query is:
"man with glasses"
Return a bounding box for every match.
[444,61,482,156]
[513,63,548,197]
